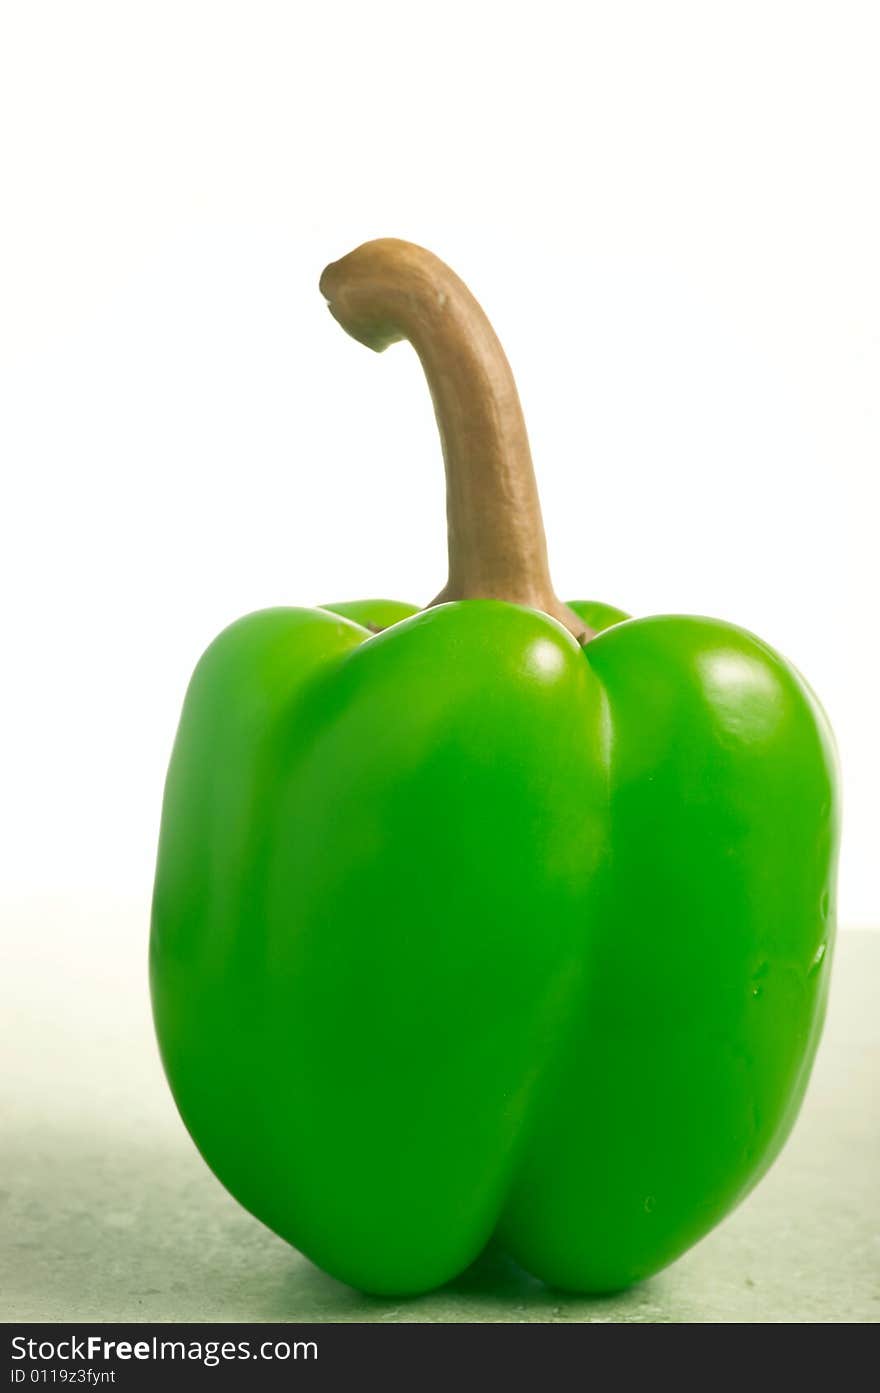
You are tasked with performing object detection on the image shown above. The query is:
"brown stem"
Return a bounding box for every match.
[319,238,591,643]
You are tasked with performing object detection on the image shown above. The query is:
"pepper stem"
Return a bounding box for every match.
[319,238,591,642]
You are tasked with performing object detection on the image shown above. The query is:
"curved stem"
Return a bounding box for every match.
[319,238,591,642]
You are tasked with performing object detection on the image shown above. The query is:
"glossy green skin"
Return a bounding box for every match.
[150,597,839,1295]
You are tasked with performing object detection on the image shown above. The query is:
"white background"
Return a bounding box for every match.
[1,1,877,926]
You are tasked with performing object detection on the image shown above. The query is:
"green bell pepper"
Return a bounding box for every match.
[150,239,839,1296]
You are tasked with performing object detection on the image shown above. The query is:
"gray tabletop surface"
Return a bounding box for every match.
[2,900,877,1323]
